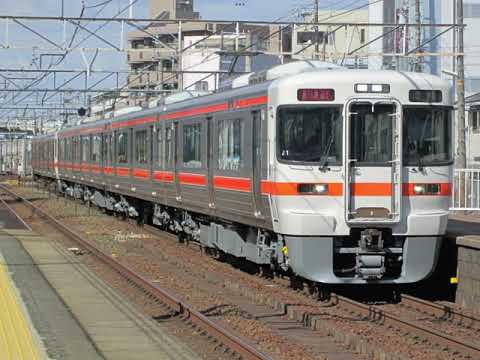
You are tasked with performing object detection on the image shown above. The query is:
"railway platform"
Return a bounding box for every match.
[445,214,480,311]
[0,197,199,360]
[448,213,480,236]
[0,240,46,360]
[0,198,48,360]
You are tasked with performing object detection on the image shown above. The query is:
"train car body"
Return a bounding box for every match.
[32,62,453,285]
[0,137,32,176]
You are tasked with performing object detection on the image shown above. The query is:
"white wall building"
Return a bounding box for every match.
[294,9,369,68]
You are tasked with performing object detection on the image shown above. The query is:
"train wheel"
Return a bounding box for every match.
[289,275,304,291]
[316,284,331,302]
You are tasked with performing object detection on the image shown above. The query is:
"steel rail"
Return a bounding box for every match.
[0,196,32,231]
[331,294,480,359]
[0,185,272,360]
[401,294,480,331]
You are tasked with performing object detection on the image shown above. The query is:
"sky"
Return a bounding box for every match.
[0,0,301,20]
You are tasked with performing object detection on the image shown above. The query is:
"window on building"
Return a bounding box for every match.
[117,131,128,164]
[163,60,173,71]
[183,123,202,168]
[297,31,327,45]
[218,118,244,171]
[135,130,148,164]
[360,29,366,44]
[195,81,209,91]
[472,111,480,132]
[92,135,101,163]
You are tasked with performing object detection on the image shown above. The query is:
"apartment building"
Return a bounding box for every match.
[292,9,370,68]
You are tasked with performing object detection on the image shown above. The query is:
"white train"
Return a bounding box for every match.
[0,137,32,176]
[32,61,453,286]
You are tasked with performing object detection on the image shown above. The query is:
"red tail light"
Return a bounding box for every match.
[297,88,335,102]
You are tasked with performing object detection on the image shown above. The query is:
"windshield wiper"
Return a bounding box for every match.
[416,148,424,171]
[320,130,335,171]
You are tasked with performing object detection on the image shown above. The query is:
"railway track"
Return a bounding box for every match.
[145,214,480,359]
[331,295,480,359]
[400,294,480,332]
[0,184,272,360]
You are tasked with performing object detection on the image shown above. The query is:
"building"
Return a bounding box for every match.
[125,0,287,107]
[292,9,370,68]
[149,0,199,20]
[463,90,480,167]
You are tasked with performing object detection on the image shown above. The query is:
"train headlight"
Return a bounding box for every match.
[413,184,441,195]
[297,183,329,195]
[355,84,390,94]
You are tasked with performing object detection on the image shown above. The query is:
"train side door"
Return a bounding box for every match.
[345,100,402,224]
[252,110,264,217]
[173,122,181,201]
[206,116,215,210]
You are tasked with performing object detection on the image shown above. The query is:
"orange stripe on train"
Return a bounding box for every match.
[213,176,252,192]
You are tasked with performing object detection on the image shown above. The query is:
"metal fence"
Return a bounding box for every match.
[451,169,480,211]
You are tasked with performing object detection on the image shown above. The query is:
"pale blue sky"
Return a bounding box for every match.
[0,0,363,20]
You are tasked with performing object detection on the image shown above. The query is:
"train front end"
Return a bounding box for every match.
[268,70,453,284]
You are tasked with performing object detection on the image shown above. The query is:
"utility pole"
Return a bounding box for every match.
[457,0,466,170]
[315,0,319,60]
[457,0,467,208]
[415,0,422,72]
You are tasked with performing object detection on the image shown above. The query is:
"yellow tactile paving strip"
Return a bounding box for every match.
[0,255,44,360]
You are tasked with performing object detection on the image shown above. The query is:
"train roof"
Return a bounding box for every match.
[39,66,451,140]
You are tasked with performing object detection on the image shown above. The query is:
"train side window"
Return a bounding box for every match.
[101,134,108,164]
[75,137,81,162]
[68,138,72,161]
[218,118,244,171]
[183,123,202,168]
[92,135,101,163]
[108,134,113,165]
[81,135,90,162]
[117,131,128,164]
[135,130,148,164]
[62,139,67,161]
[165,125,174,168]
[157,126,163,167]
[59,139,64,161]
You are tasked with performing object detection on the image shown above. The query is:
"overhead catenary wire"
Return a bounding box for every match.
[0,0,137,119]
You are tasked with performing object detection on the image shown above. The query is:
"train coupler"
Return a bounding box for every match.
[356,229,386,280]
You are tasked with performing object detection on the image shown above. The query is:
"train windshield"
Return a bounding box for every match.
[278,106,343,164]
[403,107,452,166]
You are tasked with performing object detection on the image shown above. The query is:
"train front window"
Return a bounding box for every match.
[403,107,452,166]
[278,106,342,164]
[350,104,394,164]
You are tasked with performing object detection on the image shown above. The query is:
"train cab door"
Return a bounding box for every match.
[345,100,402,224]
